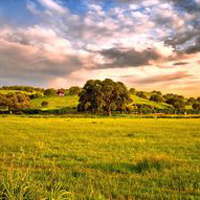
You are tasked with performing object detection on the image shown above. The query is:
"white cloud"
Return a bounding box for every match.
[36,0,66,14]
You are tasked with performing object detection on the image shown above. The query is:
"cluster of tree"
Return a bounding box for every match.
[29,93,43,99]
[0,92,31,110]
[44,88,58,96]
[0,86,44,93]
[136,91,148,99]
[43,87,82,97]
[68,86,82,95]
[78,79,132,115]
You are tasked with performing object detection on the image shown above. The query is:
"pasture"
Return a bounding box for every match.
[0,117,199,199]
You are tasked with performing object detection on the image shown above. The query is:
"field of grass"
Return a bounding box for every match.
[0,116,199,199]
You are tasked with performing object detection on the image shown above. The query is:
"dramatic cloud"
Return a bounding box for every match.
[98,48,161,68]
[133,71,192,84]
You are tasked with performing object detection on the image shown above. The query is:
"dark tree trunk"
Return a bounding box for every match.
[106,109,111,116]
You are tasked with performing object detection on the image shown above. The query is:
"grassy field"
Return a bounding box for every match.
[0,117,199,199]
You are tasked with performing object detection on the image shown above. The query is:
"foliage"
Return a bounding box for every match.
[192,102,200,110]
[68,86,82,95]
[41,101,49,107]
[129,88,136,94]
[78,79,132,115]
[150,94,163,103]
[0,92,31,110]
[136,91,148,99]
[0,85,44,93]
[186,97,196,105]
[29,93,43,100]
[44,88,57,96]
[152,90,162,95]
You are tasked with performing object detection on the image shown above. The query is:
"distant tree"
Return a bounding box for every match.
[186,97,196,105]
[192,103,200,110]
[173,99,185,109]
[136,91,148,99]
[166,97,185,109]
[129,88,136,94]
[78,79,132,115]
[0,94,9,110]
[68,86,82,95]
[197,97,200,103]
[150,94,163,103]
[3,92,31,109]
[42,101,49,107]
[29,93,42,99]
[152,90,162,95]
[44,88,57,96]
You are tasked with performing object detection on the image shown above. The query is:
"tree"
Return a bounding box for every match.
[0,92,31,110]
[129,88,136,94]
[152,90,162,95]
[197,97,200,103]
[78,79,132,115]
[29,93,42,99]
[192,103,200,110]
[136,91,148,99]
[173,99,185,109]
[42,101,49,107]
[44,88,57,96]
[68,86,82,95]
[150,94,163,103]
[0,94,9,110]
[186,97,196,105]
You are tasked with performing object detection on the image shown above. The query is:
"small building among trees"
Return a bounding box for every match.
[57,90,65,97]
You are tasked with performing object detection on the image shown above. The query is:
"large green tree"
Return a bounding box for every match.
[78,79,132,115]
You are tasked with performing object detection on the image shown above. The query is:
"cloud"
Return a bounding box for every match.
[133,71,192,84]
[0,0,200,95]
[173,62,188,66]
[36,0,66,14]
[98,48,161,68]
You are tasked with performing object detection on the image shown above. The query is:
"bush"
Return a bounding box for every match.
[136,91,148,99]
[44,89,57,96]
[150,94,163,103]
[29,93,42,99]
[68,87,82,95]
[42,101,49,107]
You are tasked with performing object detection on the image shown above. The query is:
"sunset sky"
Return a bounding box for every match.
[0,0,200,96]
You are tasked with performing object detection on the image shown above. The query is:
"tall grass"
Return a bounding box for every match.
[0,117,199,199]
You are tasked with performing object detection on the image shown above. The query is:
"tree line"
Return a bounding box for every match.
[1,79,200,115]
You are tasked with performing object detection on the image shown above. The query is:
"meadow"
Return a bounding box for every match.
[0,116,199,199]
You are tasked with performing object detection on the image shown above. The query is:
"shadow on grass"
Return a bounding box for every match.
[89,158,172,174]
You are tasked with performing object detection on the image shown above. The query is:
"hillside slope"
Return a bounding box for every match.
[31,94,169,110]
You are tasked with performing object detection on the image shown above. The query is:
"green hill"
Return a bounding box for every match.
[31,95,79,109]
[30,94,169,110]
[131,95,170,109]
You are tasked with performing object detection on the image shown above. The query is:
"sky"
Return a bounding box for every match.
[0,0,200,96]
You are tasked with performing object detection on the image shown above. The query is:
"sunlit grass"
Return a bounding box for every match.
[0,117,199,199]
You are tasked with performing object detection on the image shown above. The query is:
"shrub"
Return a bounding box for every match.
[42,101,49,107]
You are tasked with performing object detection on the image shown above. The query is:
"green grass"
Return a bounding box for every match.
[0,117,199,199]
[31,95,79,109]
[131,95,169,109]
